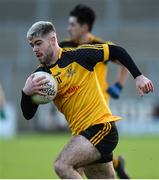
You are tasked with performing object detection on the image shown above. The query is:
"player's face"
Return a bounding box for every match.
[68,16,85,41]
[29,36,53,65]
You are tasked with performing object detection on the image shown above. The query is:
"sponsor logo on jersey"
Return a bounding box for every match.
[58,86,80,97]
[66,65,76,77]
[54,72,61,77]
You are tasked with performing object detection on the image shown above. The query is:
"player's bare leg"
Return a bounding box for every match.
[83,161,115,179]
[54,135,102,179]
[76,167,84,177]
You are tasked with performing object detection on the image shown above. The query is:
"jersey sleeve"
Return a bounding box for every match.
[21,65,52,120]
[21,91,38,120]
[74,44,109,70]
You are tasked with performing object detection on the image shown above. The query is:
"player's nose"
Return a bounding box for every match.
[33,46,39,52]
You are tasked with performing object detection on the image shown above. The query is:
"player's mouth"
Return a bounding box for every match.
[36,53,43,58]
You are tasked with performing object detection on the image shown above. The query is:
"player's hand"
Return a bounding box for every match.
[107,82,123,99]
[135,75,154,96]
[23,74,50,96]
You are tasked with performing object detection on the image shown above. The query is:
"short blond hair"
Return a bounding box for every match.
[27,21,56,40]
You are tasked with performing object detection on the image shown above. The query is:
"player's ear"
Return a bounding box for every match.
[50,36,56,46]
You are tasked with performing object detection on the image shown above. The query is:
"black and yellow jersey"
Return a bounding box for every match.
[35,44,120,135]
[60,36,114,104]
[21,43,141,134]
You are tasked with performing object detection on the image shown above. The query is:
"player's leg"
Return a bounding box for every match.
[83,121,119,179]
[83,161,115,179]
[113,155,130,179]
[54,121,118,179]
[83,138,117,179]
[77,156,129,178]
[76,167,85,177]
[54,134,101,179]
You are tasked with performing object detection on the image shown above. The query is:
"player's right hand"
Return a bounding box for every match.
[22,74,50,96]
[135,75,154,96]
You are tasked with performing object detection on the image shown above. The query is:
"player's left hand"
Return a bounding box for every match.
[107,82,123,99]
[135,75,154,96]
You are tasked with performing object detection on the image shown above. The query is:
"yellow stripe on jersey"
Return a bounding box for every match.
[93,122,111,145]
[102,44,109,62]
[77,45,104,50]
[90,122,111,146]
[58,48,63,59]
[90,123,108,143]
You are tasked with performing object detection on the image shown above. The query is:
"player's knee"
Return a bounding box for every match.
[54,160,63,174]
[54,159,68,175]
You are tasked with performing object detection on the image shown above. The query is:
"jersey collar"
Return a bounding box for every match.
[58,48,63,59]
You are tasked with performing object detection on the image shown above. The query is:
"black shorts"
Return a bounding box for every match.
[80,121,118,163]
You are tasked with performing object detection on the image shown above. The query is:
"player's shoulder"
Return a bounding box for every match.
[77,43,104,50]
[92,36,115,45]
[91,36,105,44]
[59,38,77,48]
[105,41,115,45]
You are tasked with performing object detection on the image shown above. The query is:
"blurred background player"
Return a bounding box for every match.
[0,82,16,138]
[0,82,6,120]
[60,4,130,179]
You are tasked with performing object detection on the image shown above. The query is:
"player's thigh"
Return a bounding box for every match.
[55,135,101,168]
[80,122,118,163]
[83,161,115,179]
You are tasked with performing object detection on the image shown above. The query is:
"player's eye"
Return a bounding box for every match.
[36,42,42,46]
[34,40,43,46]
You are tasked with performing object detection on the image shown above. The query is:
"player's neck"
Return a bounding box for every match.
[78,33,94,44]
[54,44,61,61]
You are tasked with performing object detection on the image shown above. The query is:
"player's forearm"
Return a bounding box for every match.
[21,91,38,120]
[116,66,129,86]
[0,84,6,106]
[109,45,142,78]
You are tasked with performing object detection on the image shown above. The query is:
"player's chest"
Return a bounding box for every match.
[49,63,87,92]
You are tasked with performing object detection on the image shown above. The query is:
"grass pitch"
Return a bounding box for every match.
[0,133,159,179]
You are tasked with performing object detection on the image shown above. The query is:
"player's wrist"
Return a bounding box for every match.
[135,74,143,80]
[115,82,123,90]
[22,89,32,96]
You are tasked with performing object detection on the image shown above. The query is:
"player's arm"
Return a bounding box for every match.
[76,44,153,95]
[21,73,50,120]
[21,90,38,120]
[107,66,129,99]
[0,83,5,106]
[104,41,129,99]
[116,66,129,87]
[76,44,140,78]
[0,83,6,119]
[107,44,154,95]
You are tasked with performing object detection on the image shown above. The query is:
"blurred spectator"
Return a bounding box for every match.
[0,82,17,138]
[152,102,159,119]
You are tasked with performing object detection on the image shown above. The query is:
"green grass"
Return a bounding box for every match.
[115,135,159,179]
[0,133,159,179]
